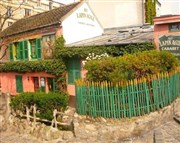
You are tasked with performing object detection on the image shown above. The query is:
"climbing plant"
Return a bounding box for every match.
[0,59,67,91]
[145,0,156,24]
[54,36,155,59]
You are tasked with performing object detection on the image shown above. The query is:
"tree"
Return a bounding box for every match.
[0,0,24,60]
[0,0,24,31]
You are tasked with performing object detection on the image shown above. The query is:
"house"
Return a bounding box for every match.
[0,1,103,95]
[0,0,64,30]
[154,15,180,60]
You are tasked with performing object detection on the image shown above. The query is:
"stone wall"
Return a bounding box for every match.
[2,95,180,142]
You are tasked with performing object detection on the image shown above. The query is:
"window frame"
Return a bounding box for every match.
[169,22,180,32]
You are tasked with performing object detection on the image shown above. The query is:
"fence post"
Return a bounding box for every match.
[5,93,11,120]
[26,106,30,124]
[33,104,36,126]
[51,109,57,128]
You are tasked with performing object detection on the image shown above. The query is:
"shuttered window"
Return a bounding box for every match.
[36,38,42,59]
[19,41,24,60]
[9,43,13,61]
[24,40,29,60]
[30,38,42,60]
[10,38,41,61]
[67,58,81,85]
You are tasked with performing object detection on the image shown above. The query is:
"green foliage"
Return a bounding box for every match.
[54,38,154,58]
[10,92,69,120]
[0,59,67,90]
[145,0,156,24]
[85,50,179,82]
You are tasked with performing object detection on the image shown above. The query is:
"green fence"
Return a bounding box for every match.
[75,71,180,118]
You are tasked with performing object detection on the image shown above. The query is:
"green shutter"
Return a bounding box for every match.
[15,43,20,60]
[16,75,23,93]
[36,38,42,59]
[9,43,13,61]
[19,41,24,60]
[23,40,29,60]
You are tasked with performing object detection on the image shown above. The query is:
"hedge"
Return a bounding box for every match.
[10,92,69,120]
[85,50,179,82]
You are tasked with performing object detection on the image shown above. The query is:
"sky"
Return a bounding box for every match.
[54,0,78,4]
[54,0,180,15]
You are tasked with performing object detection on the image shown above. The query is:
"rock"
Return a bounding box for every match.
[0,115,4,122]
[62,131,74,140]
[74,113,79,118]
[85,124,96,131]
[100,117,107,123]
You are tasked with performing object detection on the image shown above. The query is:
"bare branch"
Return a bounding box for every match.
[0,0,24,31]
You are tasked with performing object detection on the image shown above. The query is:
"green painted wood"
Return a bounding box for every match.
[15,75,23,93]
[75,72,180,119]
[9,43,13,61]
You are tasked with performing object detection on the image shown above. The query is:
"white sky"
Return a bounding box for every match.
[54,0,78,4]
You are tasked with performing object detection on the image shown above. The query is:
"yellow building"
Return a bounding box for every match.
[0,0,64,30]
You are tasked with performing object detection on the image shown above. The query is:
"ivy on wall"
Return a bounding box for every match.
[145,0,156,24]
[0,60,67,91]
[54,37,155,59]
[0,36,155,92]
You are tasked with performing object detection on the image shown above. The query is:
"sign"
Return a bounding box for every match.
[76,8,95,27]
[159,35,180,60]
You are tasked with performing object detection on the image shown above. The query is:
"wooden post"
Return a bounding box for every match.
[51,109,57,128]
[26,106,30,124]
[5,93,11,120]
[33,104,36,126]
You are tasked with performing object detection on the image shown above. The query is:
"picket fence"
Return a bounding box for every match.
[75,70,180,118]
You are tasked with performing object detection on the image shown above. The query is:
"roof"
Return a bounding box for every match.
[67,25,154,47]
[154,15,180,25]
[0,2,81,38]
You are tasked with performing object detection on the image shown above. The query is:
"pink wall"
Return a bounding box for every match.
[1,72,54,95]
[153,15,180,49]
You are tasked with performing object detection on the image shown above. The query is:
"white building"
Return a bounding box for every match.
[158,0,180,15]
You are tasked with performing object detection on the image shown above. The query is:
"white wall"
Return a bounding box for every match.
[62,3,103,44]
[87,0,144,28]
[159,0,180,15]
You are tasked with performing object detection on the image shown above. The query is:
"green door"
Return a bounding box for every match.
[16,75,23,93]
[67,58,81,85]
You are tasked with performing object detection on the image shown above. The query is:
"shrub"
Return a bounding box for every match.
[10,92,69,120]
[85,50,179,82]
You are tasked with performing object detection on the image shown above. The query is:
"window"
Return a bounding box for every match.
[9,40,28,61]
[9,39,41,61]
[37,0,41,7]
[49,1,53,10]
[48,78,56,92]
[169,23,180,32]
[30,38,42,59]
[25,8,31,17]
[42,34,55,59]
[6,6,12,17]
[67,58,81,84]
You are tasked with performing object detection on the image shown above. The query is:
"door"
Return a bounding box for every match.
[15,75,23,93]
[33,77,39,92]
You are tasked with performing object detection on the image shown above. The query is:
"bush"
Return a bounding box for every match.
[85,50,179,82]
[10,92,69,120]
